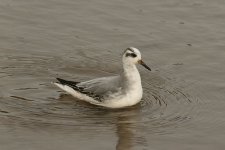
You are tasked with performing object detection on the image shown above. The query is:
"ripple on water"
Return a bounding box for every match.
[0,54,199,135]
[137,72,197,134]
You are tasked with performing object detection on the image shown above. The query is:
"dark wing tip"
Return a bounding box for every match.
[56,78,80,85]
[55,78,102,101]
[56,78,66,84]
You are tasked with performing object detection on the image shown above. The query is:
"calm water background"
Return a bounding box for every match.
[0,0,225,149]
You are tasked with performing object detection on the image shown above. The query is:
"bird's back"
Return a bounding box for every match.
[76,75,122,98]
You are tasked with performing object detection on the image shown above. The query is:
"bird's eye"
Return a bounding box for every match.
[131,53,137,57]
[125,53,137,58]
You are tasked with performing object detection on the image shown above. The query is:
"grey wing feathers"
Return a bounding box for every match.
[56,78,102,100]
[76,76,122,96]
[56,76,121,101]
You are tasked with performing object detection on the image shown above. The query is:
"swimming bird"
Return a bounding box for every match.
[54,47,151,108]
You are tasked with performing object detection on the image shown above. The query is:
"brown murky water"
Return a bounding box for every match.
[1,0,225,149]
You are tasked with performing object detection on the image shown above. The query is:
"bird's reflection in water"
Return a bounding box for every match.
[116,115,134,150]
[114,105,145,150]
[56,94,146,150]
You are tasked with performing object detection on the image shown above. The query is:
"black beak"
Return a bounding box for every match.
[138,60,151,71]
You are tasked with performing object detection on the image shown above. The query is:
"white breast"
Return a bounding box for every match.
[99,66,143,108]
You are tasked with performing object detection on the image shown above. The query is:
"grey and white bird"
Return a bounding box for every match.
[54,47,151,108]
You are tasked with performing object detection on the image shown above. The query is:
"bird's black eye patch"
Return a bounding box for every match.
[126,53,137,58]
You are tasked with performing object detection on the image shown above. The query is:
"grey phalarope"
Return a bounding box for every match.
[54,47,151,108]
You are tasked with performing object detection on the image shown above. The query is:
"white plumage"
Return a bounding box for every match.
[54,47,151,108]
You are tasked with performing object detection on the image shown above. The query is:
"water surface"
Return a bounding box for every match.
[0,0,225,149]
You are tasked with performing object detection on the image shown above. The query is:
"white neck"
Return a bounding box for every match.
[122,62,142,89]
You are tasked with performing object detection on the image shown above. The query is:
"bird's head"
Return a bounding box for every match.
[122,47,151,71]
